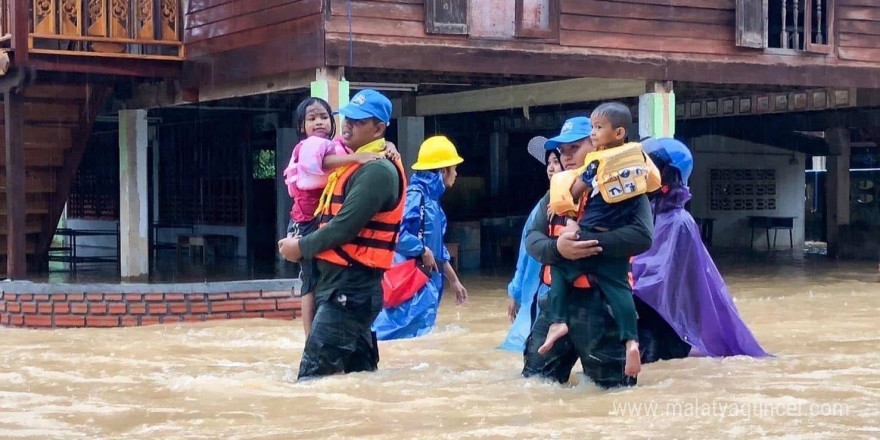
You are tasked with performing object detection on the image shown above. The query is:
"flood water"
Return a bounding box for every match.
[2,258,879,439]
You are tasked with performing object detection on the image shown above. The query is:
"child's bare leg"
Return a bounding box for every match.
[624,340,641,377]
[301,293,316,340]
[540,265,574,355]
[539,322,569,355]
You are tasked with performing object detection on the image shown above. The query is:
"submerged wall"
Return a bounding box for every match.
[0,280,302,329]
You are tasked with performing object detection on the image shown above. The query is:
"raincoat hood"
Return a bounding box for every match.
[652,185,692,214]
[411,170,447,200]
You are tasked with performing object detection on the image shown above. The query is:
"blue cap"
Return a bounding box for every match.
[335,89,392,124]
[545,117,591,150]
[641,137,694,184]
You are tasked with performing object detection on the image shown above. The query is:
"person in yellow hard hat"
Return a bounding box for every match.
[372,136,469,340]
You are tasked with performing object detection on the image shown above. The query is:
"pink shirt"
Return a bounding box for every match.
[284,136,351,223]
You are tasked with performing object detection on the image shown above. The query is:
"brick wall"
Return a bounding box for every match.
[0,287,302,329]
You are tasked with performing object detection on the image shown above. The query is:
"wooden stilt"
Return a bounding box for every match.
[3,79,26,278]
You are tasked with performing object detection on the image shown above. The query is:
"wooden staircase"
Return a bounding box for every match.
[0,83,106,276]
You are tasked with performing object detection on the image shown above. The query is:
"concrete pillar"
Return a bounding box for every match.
[825,128,851,259]
[119,109,150,278]
[831,131,851,227]
[489,133,509,197]
[398,117,424,179]
[639,81,675,139]
[276,128,298,257]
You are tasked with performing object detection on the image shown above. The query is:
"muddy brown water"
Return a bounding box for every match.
[2,259,879,439]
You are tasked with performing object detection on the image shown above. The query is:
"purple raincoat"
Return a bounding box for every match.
[632,186,768,357]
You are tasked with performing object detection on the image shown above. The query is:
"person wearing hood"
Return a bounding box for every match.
[500,137,563,352]
[372,136,468,340]
[634,138,769,362]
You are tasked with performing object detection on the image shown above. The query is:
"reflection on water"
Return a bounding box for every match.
[2,258,879,439]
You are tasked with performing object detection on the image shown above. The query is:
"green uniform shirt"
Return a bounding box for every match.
[299,159,402,302]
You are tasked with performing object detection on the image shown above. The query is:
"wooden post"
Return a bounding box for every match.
[10,0,29,63]
[639,81,675,139]
[825,128,850,259]
[4,84,26,278]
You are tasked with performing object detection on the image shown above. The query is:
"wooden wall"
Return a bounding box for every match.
[324,0,565,45]
[325,0,750,55]
[184,0,325,84]
[325,0,465,43]
[177,0,880,91]
[837,0,880,63]
[559,0,747,56]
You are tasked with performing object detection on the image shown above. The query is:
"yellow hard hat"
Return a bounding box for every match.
[412,136,464,171]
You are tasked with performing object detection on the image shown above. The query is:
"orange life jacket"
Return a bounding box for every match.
[540,197,636,289]
[315,159,407,269]
[541,213,593,289]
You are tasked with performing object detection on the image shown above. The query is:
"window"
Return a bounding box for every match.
[425,0,468,35]
[710,169,777,212]
[252,150,275,180]
[158,119,246,226]
[515,0,558,40]
[736,0,834,53]
[68,131,120,220]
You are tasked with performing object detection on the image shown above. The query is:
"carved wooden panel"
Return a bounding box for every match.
[60,0,83,36]
[160,0,177,40]
[86,0,125,52]
[86,0,107,37]
[33,0,57,35]
[27,0,182,58]
[135,0,153,40]
[109,0,129,38]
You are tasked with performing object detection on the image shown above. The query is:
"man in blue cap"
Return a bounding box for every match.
[522,115,655,388]
[279,89,407,380]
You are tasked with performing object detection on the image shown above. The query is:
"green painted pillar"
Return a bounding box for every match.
[639,81,675,139]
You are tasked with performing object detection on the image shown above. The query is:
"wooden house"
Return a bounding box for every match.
[2,0,879,279]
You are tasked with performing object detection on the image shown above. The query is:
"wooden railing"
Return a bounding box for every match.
[773,0,831,52]
[28,0,183,60]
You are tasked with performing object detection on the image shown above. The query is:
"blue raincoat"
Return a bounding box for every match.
[372,171,450,340]
[499,200,549,352]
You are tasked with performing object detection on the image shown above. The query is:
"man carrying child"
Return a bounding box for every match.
[523,104,656,388]
[278,90,407,380]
